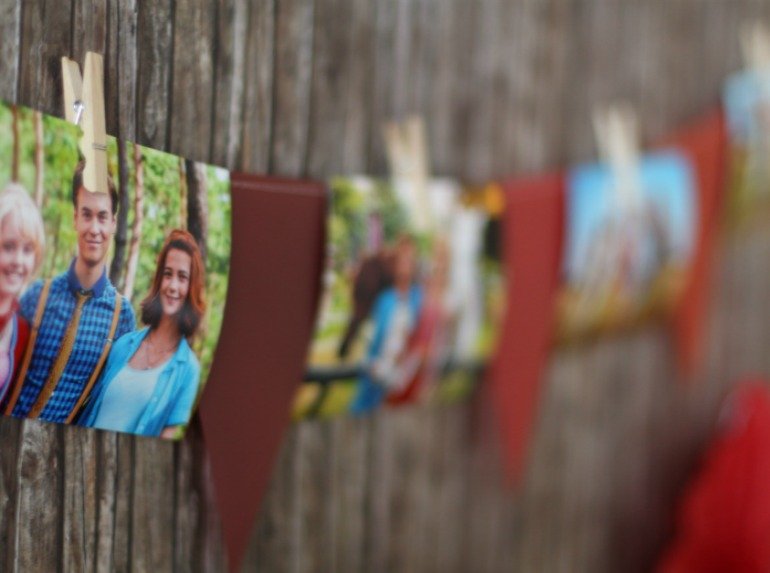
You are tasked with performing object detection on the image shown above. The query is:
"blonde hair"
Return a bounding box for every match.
[0,183,45,275]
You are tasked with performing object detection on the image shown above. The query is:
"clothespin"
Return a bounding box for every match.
[61,52,109,195]
[382,115,433,232]
[592,102,643,213]
[741,22,770,76]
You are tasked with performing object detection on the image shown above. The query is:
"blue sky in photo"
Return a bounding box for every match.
[563,151,697,281]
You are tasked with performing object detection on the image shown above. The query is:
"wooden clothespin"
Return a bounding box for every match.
[592,102,643,212]
[741,22,770,76]
[382,115,433,232]
[61,52,109,195]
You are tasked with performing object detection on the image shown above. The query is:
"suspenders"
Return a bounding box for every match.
[3,280,123,420]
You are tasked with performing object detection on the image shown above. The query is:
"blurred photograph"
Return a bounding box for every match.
[559,152,696,341]
[294,176,504,420]
[0,101,231,439]
[724,70,770,225]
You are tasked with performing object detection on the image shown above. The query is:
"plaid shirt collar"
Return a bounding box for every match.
[66,258,109,298]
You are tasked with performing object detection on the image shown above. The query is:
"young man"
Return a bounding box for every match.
[4,161,135,423]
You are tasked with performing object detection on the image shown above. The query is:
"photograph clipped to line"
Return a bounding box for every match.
[559,152,697,341]
[724,67,770,226]
[0,101,231,439]
[294,176,505,420]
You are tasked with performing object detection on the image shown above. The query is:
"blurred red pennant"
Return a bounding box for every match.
[491,172,565,486]
[199,175,326,572]
[660,110,728,377]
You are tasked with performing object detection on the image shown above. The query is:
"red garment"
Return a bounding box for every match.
[0,313,29,409]
[658,382,770,573]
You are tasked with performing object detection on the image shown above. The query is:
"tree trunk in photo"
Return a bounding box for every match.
[33,111,44,207]
[123,143,144,302]
[11,105,19,182]
[179,156,188,230]
[110,138,131,290]
[185,159,208,261]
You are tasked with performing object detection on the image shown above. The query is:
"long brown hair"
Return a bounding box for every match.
[140,229,206,338]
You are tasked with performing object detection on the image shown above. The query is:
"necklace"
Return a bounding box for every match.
[139,334,178,370]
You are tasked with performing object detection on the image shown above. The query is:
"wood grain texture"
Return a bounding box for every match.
[2,1,770,571]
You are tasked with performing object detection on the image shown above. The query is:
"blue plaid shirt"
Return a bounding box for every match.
[13,261,135,422]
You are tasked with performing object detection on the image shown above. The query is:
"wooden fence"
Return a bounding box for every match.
[1,0,770,571]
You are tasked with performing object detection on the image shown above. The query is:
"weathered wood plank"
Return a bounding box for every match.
[61,426,99,572]
[0,0,22,103]
[135,0,174,150]
[17,0,73,115]
[12,422,62,573]
[130,439,175,572]
[169,0,217,163]
[210,0,249,170]
[270,0,315,176]
[0,417,22,573]
[239,0,274,173]
[105,0,139,142]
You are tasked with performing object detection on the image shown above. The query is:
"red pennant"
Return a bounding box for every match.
[658,381,770,572]
[491,173,564,485]
[198,175,326,571]
[659,110,728,377]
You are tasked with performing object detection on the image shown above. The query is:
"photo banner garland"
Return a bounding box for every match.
[0,99,731,570]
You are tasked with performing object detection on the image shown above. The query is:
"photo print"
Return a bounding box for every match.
[0,101,231,439]
[559,152,697,341]
[293,176,505,420]
[724,69,770,225]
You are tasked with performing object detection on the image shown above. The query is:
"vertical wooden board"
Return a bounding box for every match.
[109,433,135,573]
[239,0,274,173]
[463,0,502,182]
[305,0,354,178]
[135,0,174,150]
[71,0,108,61]
[0,418,21,573]
[387,406,435,573]
[270,0,315,176]
[106,0,138,142]
[366,0,398,174]
[329,415,368,573]
[12,422,62,573]
[210,0,249,169]
[429,405,468,573]
[424,0,456,176]
[248,427,300,573]
[130,439,175,572]
[294,420,334,573]
[61,426,99,572]
[361,411,393,572]
[94,432,120,573]
[169,0,216,162]
[0,0,22,102]
[340,0,376,173]
[17,0,74,114]
[446,0,480,182]
[194,438,227,573]
[172,436,199,573]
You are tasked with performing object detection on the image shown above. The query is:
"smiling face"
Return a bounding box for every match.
[0,216,37,301]
[160,248,192,318]
[74,187,116,268]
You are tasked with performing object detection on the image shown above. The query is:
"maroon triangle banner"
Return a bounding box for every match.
[659,110,728,377]
[198,174,327,572]
[491,172,564,485]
